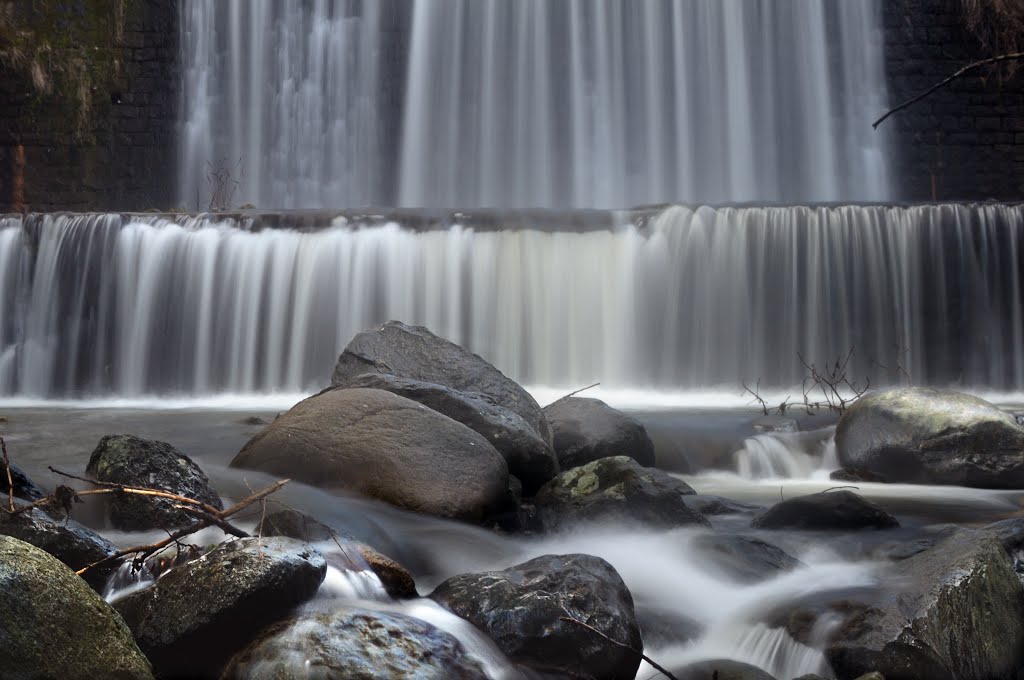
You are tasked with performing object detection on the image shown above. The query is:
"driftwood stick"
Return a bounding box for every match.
[549,382,601,407]
[14,472,223,518]
[75,478,289,576]
[558,617,680,680]
[1,437,13,513]
[873,52,1024,128]
[172,504,249,539]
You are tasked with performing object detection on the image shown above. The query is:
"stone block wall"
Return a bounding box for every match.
[0,0,177,212]
[883,0,1024,201]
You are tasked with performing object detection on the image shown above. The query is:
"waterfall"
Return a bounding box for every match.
[178,0,889,209]
[0,204,1022,398]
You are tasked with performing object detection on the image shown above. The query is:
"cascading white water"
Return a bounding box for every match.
[178,0,890,209]
[1,203,1023,398]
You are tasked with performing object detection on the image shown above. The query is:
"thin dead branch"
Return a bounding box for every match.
[548,382,601,407]
[74,478,289,576]
[1,437,13,513]
[873,52,1024,128]
[559,617,679,680]
[742,379,770,416]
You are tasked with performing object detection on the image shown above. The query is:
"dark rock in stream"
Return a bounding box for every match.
[0,535,154,679]
[690,534,802,583]
[533,455,709,530]
[830,466,889,484]
[752,490,899,531]
[257,508,335,542]
[836,387,1024,488]
[336,373,559,494]
[543,396,656,470]
[232,388,511,523]
[826,530,1024,679]
[0,461,45,501]
[331,321,552,443]
[674,660,777,680]
[682,494,764,517]
[0,498,120,589]
[223,606,488,679]
[86,434,223,531]
[113,536,326,678]
[430,553,642,680]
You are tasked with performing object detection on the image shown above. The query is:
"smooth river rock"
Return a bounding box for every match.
[86,434,223,531]
[0,535,153,678]
[836,387,1024,488]
[533,455,709,530]
[331,321,551,443]
[113,536,326,678]
[431,553,642,680]
[337,373,558,494]
[231,388,511,522]
[543,396,656,470]
[223,606,488,679]
[752,490,899,531]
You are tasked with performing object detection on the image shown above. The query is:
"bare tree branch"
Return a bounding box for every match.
[548,382,601,407]
[1,437,13,513]
[873,52,1024,129]
[559,617,680,680]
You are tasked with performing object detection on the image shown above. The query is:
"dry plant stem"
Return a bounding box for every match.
[558,617,680,680]
[12,474,223,518]
[1,437,13,513]
[873,52,1024,128]
[74,478,289,576]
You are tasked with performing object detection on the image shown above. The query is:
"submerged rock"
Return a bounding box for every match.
[223,606,488,680]
[752,490,899,531]
[0,498,120,589]
[682,494,764,517]
[836,387,1024,488]
[826,530,1024,679]
[231,388,511,523]
[430,553,642,680]
[331,321,551,443]
[0,535,153,679]
[533,455,709,530]
[690,534,802,584]
[113,536,326,678]
[543,396,656,470]
[257,508,335,542]
[337,373,558,494]
[86,434,223,531]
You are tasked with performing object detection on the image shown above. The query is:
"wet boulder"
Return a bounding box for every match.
[533,455,709,531]
[337,373,558,494]
[0,461,45,501]
[543,397,656,470]
[231,388,510,523]
[86,434,223,531]
[836,387,1024,488]
[674,660,777,680]
[331,321,551,442]
[112,536,326,678]
[752,490,899,531]
[682,494,764,517]
[257,508,335,542]
[0,535,153,679]
[830,467,889,484]
[827,530,1024,679]
[431,553,642,680]
[223,606,488,679]
[690,534,802,584]
[0,499,120,589]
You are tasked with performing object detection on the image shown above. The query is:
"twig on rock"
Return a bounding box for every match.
[74,478,289,576]
[558,616,680,680]
[172,504,249,539]
[1,437,13,513]
[548,382,601,407]
[818,486,860,494]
